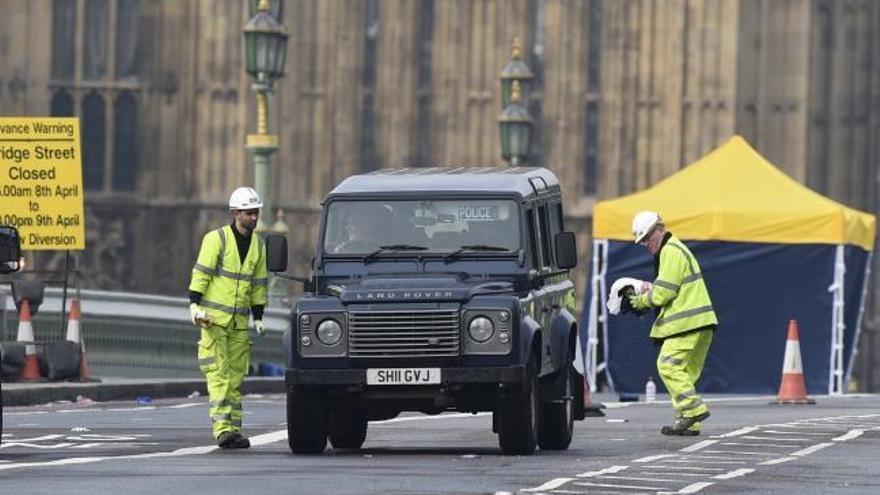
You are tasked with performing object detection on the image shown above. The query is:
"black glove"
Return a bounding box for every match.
[619,286,636,314]
[619,286,648,316]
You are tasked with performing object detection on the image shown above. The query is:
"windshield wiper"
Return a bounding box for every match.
[444,244,510,263]
[364,244,428,263]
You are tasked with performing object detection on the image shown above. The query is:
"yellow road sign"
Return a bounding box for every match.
[0,117,85,250]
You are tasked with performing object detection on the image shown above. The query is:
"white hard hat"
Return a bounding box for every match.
[229,187,263,210]
[632,210,660,243]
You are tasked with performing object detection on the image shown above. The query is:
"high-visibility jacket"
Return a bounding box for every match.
[632,234,717,339]
[189,225,268,329]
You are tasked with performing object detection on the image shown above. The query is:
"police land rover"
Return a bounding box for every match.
[267,167,588,455]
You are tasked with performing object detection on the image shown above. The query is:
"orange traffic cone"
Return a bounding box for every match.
[16,299,41,381]
[65,299,90,381]
[772,319,816,405]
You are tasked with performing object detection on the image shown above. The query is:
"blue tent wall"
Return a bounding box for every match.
[581,240,867,394]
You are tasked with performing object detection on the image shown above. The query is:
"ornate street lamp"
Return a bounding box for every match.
[498,80,532,166]
[248,0,283,19]
[499,37,533,109]
[243,0,288,231]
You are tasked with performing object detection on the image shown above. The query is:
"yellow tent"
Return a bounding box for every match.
[593,135,875,251]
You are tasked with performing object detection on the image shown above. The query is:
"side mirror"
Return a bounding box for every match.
[554,231,578,270]
[0,225,22,274]
[266,234,288,273]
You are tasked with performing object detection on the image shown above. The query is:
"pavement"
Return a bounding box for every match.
[1,376,285,407]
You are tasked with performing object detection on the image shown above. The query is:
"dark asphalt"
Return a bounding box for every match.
[1,393,879,494]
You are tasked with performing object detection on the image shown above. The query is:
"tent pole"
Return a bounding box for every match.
[829,245,846,395]
[846,251,873,389]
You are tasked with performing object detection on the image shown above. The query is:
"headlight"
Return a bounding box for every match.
[316,319,343,345]
[468,316,494,342]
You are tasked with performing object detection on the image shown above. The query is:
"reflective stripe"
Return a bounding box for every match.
[655,305,715,327]
[654,279,680,292]
[682,272,703,284]
[676,389,697,402]
[231,419,242,427]
[210,399,241,409]
[660,355,684,366]
[198,356,216,366]
[216,228,226,273]
[680,397,705,411]
[252,277,268,287]
[211,413,232,422]
[217,267,255,282]
[201,299,250,316]
[194,263,217,276]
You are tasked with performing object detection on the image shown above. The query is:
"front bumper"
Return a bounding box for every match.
[286,365,526,388]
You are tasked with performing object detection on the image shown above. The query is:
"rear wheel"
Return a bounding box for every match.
[329,406,368,449]
[287,389,328,454]
[538,364,575,450]
[496,357,540,455]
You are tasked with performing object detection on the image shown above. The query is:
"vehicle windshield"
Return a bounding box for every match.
[323,199,520,255]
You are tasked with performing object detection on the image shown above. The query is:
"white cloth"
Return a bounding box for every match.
[607,277,651,315]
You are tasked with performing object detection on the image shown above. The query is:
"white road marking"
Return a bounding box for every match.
[703,450,776,456]
[573,481,665,491]
[521,477,575,492]
[644,465,726,472]
[758,457,797,465]
[712,468,754,480]
[763,429,832,436]
[712,426,758,438]
[106,407,157,412]
[577,465,628,478]
[720,442,798,448]
[0,442,76,449]
[680,440,718,452]
[167,403,202,409]
[633,453,678,463]
[376,412,491,424]
[740,435,809,442]
[667,481,715,493]
[790,443,834,457]
[832,430,864,442]
[662,459,748,465]
[0,412,491,472]
[598,475,681,483]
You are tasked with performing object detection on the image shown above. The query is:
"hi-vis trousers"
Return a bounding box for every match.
[198,321,251,439]
[657,328,713,431]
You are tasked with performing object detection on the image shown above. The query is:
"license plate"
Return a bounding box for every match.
[366,368,441,386]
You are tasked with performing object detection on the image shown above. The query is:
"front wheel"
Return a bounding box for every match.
[496,358,540,455]
[329,406,368,449]
[538,364,575,450]
[287,389,328,454]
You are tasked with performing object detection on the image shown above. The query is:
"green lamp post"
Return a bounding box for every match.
[498,80,533,166]
[243,0,288,231]
[499,37,534,109]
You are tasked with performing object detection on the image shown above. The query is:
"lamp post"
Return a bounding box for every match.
[243,0,288,231]
[499,37,533,109]
[498,80,533,166]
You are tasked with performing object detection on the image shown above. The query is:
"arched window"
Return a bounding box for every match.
[50,89,75,117]
[50,0,142,194]
[82,92,106,191]
[113,91,138,191]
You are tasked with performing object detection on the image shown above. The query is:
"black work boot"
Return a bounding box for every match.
[217,431,237,448]
[228,432,251,449]
[661,411,710,436]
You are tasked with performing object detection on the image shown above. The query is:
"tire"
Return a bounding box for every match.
[329,407,368,449]
[496,357,540,455]
[287,389,328,454]
[538,364,575,450]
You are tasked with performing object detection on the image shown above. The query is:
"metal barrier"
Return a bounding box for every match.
[0,286,290,378]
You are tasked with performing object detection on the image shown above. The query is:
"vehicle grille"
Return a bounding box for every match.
[348,310,460,358]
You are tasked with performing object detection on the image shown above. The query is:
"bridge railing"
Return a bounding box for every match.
[0,286,290,378]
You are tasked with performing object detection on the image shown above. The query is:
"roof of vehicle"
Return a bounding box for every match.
[327,167,561,198]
